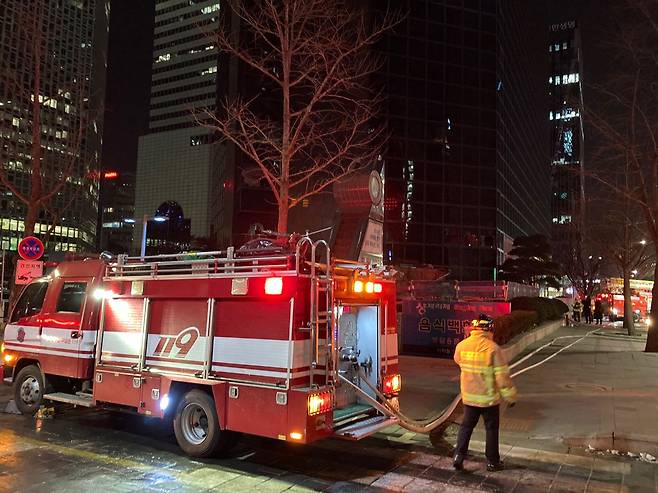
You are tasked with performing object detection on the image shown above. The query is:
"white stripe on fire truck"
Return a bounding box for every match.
[3,344,95,359]
[211,365,311,379]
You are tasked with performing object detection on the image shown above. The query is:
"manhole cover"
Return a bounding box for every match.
[562,383,611,392]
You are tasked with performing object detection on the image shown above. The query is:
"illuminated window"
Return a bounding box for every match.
[563,128,573,157]
[200,65,217,75]
[559,215,572,224]
[156,53,171,63]
[201,3,220,14]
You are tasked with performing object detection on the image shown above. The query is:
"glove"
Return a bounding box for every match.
[508,402,516,408]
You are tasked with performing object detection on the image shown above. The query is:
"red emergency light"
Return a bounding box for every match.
[103,171,119,179]
[264,277,283,295]
[307,391,333,416]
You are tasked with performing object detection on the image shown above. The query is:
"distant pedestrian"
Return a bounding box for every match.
[594,299,603,325]
[453,314,517,473]
[583,296,593,324]
[572,299,582,323]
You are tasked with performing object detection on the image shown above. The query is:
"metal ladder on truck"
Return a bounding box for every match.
[296,238,336,388]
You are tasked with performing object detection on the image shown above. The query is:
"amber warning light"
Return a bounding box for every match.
[353,280,383,294]
[383,374,401,395]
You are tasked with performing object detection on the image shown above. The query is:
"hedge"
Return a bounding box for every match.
[511,297,568,323]
[493,310,538,345]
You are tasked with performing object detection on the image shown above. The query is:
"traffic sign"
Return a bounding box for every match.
[15,260,43,285]
[18,236,44,260]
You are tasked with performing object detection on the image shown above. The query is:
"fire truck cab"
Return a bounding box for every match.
[2,237,400,457]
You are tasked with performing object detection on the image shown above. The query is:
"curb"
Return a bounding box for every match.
[501,319,564,364]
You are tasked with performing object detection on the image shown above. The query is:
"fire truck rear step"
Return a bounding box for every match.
[333,415,398,440]
[43,392,94,407]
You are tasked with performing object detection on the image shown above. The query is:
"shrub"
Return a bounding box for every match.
[493,310,538,345]
[511,297,568,323]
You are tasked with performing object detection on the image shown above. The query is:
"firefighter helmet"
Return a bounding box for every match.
[471,314,494,330]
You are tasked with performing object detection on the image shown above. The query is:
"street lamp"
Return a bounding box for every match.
[123,214,169,258]
[640,239,647,245]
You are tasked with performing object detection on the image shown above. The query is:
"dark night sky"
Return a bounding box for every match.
[101,0,155,174]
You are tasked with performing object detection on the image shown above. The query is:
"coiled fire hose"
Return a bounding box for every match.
[338,329,601,434]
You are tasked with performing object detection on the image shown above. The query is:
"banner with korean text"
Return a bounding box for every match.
[401,300,511,358]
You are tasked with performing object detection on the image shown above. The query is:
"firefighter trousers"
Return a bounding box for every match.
[455,404,500,464]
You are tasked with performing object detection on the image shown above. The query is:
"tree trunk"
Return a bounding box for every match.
[277,199,289,234]
[623,269,635,336]
[646,260,658,352]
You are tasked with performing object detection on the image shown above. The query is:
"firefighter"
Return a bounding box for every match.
[572,299,582,323]
[453,314,517,472]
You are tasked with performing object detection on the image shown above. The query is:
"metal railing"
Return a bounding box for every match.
[105,246,294,280]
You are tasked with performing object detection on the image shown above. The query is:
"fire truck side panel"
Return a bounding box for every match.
[99,298,144,368]
[145,299,208,375]
[211,298,305,385]
[94,370,142,407]
[224,385,288,439]
[139,375,163,416]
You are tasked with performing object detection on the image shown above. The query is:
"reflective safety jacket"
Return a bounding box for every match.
[453,329,517,407]
[572,301,582,313]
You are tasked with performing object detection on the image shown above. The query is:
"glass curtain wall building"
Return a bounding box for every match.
[380,0,549,280]
[0,0,108,253]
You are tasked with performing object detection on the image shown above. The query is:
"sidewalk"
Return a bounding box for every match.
[382,322,658,491]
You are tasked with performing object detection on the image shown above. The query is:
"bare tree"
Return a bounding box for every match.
[591,196,652,335]
[559,232,604,299]
[200,0,399,233]
[584,0,658,351]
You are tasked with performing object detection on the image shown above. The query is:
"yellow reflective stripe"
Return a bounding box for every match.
[460,367,491,375]
[493,365,509,375]
[460,351,487,362]
[500,387,517,398]
[459,363,493,373]
[462,392,498,404]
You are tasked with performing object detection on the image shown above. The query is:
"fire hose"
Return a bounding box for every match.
[338,328,601,434]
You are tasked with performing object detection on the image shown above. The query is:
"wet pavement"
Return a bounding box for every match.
[0,324,657,492]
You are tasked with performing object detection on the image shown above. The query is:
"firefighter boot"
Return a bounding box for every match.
[486,461,504,472]
[453,455,464,471]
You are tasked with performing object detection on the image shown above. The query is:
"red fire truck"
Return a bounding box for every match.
[1,236,400,457]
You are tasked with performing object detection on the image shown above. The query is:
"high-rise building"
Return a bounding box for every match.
[134,1,550,280]
[0,0,109,298]
[99,171,135,255]
[380,0,550,280]
[0,0,108,252]
[134,0,222,252]
[548,20,585,250]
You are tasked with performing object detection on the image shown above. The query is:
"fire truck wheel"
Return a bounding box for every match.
[13,365,44,415]
[173,389,227,457]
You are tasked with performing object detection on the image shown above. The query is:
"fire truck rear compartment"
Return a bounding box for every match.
[332,305,396,439]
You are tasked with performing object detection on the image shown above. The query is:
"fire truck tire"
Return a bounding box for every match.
[13,365,45,415]
[173,389,229,458]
